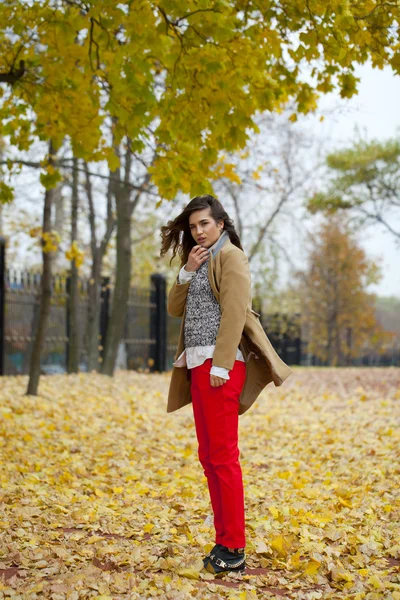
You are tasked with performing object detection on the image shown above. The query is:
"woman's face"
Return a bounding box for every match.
[188,208,223,248]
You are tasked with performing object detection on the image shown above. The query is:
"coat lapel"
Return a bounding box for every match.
[207,230,230,302]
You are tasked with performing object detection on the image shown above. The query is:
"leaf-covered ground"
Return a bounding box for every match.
[0,367,399,599]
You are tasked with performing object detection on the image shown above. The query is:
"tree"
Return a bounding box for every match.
[26,140,60,394]
[83,161,116,372]
[65,156,80,373]
[211,106,330,316]
[295,216,388,365]
[307,136,400,245]
[1,1,400,202]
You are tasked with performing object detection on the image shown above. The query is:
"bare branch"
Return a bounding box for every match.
[0,158,147,192]
[0,60,25,84]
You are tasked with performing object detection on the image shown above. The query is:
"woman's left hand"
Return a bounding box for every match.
[210,374,226,387]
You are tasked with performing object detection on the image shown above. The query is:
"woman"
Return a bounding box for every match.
[160,194,292,576]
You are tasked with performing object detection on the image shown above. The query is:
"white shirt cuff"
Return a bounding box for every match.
[178,264,196,284]
[210,365,230,380]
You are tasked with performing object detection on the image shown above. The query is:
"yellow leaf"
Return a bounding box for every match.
[177,568,200,580]
[337,497,352,508]
[303,558,321,576]
[302,487,319,499]
[290,550,302,569]
[367,575,383,589]
[268,505,280,518]
[87,535,105,544]
[270,534,292,557]
[331,567,354,582]
[277,470,292,479]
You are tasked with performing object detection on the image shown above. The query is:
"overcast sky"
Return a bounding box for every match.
[315,62,400,299]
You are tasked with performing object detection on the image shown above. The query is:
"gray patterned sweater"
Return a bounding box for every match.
[184,258,222,348]
[174,231,244,379]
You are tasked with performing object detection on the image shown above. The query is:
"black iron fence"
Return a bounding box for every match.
[261,311,302,366]
[0,237,396,375]
[0,235,179,375]
[0,269,181,376]
[4,269,70,375]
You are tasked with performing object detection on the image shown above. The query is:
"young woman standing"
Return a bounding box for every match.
[160,194,292,576]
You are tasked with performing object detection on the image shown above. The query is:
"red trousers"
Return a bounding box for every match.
[190,358,247,549]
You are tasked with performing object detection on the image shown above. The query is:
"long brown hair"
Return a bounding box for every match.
[160,194,243,267]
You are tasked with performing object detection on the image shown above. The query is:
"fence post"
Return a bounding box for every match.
[99,276,110,363]
[0,237,5,376]
[150,273,167,373]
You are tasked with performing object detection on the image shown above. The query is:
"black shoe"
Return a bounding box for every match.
[205,545,246,576]
[202,543,223,568]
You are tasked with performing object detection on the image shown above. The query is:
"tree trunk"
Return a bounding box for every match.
[95,132,151,376]
[100,140,132,376]
[0,147,3,235]
[100,182,131,375]
[67,156,79,373]
[86,259,101,372]
[84,162,116,372]
[26,140,56,395]
[327,310,334,366]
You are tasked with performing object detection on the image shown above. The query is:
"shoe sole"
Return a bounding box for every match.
[204,561,246,576]
[204,551,246,576]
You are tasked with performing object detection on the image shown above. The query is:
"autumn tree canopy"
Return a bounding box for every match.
[296,216,390,365]
[1,0,399,201]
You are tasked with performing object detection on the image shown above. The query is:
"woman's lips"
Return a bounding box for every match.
[198,237,206,243]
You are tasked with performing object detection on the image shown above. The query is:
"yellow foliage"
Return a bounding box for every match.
[65,240,84,268]
[41,230,61,253]
[0,367,398,597]
[0,0,399,200]
[212,161,242,184]
[299,219,385,364]
[29,226,42,238]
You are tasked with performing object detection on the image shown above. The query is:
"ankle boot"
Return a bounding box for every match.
[202,543,223,568]
[205,545,246,576]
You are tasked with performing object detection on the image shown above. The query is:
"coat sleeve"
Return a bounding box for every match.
[212,249,251,371]
[167,269,191,318]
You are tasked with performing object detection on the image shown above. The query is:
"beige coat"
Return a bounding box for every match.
[166,236,292,416]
